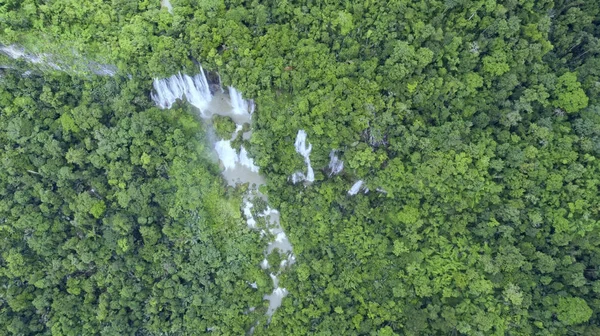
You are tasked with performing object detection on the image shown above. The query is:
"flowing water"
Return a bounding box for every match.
[291,130,315,183]
[348,180,364,195]
[1,39,371,327]
[161,0,173,13]
[151,71,212,111]
[0,44,117,76]
[328,150,344,176]
[151,69,294,320]
[0,45,62,70]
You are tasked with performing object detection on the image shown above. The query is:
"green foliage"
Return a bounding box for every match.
[552,72,589,113]
[212,114,236,139]
[0,71,268,334]
[556,297,593,326]
[2,0,600,335]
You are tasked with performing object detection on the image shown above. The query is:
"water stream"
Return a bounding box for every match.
[328,150,344,176]
[0,45,62,70]
[160,0,173,13]
[348,180,364,195]
[151,69,295,320]
[1,40,366,327]
[291,130,315,184]
[0,44,117,76]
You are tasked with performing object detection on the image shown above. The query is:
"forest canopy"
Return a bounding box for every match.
[1,0,600,335]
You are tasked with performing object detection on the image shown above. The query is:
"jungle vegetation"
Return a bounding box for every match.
[1,0,600,335]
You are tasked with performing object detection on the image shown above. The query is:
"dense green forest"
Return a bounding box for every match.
[2,0,600,335]
[0,70,274,334]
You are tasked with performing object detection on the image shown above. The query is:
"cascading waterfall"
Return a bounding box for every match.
[291,130,315,183]
[1,44,117,76]
[249,99,256,114]
[328,150,344,176]
[376,187,388,194]
[151,70,294,322]
[239,147,260,173]
[151,69,212,112]
[217,74,225,93]
[160,0,173,13]
[1,45,62,70]
[214,140,239,170]
[243,201,257,228]
[214,139,260,173]
[348,180,364,195]
[228,86,251,115]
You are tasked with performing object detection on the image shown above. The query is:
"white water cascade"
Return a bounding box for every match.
[328,150,344,176]
[0,44,117,76]
[239,147,260,173]
[151,69,212,112]
[160,0,173,13]
[228,86,254,115]
[214,140,260,173]
[348,180,364,195]
[214,140,239,170]
[291,130,315,183]
[217,74,225,93]
[0,45,61,70]
[151,70,294,322]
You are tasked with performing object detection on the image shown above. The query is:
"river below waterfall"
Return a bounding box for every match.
[151,70,295,320]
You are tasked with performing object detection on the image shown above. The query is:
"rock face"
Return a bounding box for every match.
[209,83,222,94]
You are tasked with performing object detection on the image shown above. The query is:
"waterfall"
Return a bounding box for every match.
[150,73,293,321]
[217,73,225,93]
[376,187,388,194]
[151,68,212,112]
[160,0,173,13]
[328,150,344,175]
[1,45,30,60]
[348,180,364,195]
[214,140,238,170]
[249,99,255,114]
[292,130,314,183]
[228,86,250,115]
[243,201,257,228]
[265,287,289,316]
[88,63,117,76]
[214,140,260,174]
[264,275,289,316]
[261,259,269,269]
[1,45,62,70]
[1,44,117,75]
[239,147,260,173]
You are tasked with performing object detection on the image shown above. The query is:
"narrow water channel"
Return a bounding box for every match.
[151,69,295,319]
